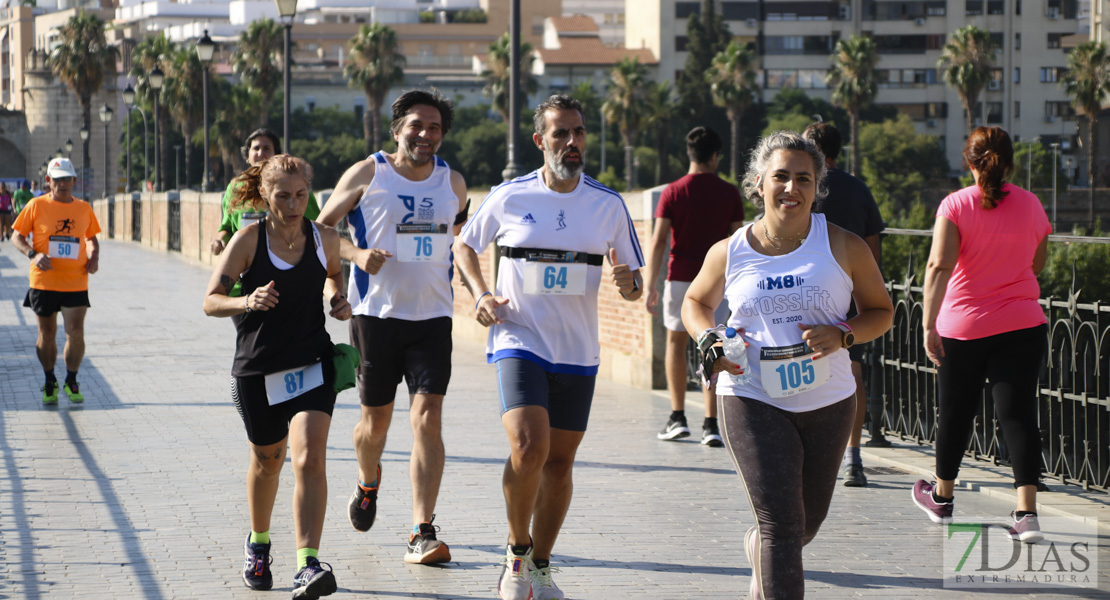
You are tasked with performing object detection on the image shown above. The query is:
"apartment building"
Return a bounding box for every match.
[533,15,658,91]
[563,0,627,47]
[626,0,1086,175]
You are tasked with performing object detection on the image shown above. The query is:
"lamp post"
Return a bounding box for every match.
[123,84,150,191]
[196,29,215,192]
[149,66,165,192]
[174,144,182,190]
[501,0,521,181]
[99,102,113,198]
[274,0,298,152]
[55,148,64,159]
[1050,142,1060,230]
[64,138,73,159]
[79,124,89,199]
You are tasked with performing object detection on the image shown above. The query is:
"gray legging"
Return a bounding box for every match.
[719,394,855,599]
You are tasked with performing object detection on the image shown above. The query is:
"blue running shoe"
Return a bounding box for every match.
[292,556,336,599]
[242,533,273,591]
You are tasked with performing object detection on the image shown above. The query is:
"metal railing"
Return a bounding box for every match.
[685,229,1109,494]
[167,193,181,253]
[131,194,142,242]
[877,229,1109,494]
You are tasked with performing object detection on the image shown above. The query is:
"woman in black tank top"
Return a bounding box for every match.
[203,155,352,597]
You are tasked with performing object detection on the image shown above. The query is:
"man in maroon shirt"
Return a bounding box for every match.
[644,126,745,446]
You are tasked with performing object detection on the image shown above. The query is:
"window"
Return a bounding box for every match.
[1047,33,1062,49]
[1015,33,1021,50]
[676,2,699,18]
[1040,67,1064,82]
[1014,67,1021,83]
[305,97,315,112]
[989,68,1003,89]
[987,0,1004,14]
[1016,0,1021,14]
[986,102,1003,124]
[532,16,544,35]
[675,36,689,51]
[1045,101,1076,119]
[1014,101,1020,119]
[926,1,947,16]
[990,32,1004,51]
[966,0,983,15]
[722,1,760,20]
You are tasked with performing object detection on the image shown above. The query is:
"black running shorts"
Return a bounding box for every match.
[495,358,596,432]
[24,288,90,316]
[232,360,337,447]
[349,315,452,406]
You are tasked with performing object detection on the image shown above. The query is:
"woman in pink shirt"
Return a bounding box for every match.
[914,126,1051,543]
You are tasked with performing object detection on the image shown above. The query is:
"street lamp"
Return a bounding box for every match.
[99,102,113,198]
[55,148,64,159]
[1050,142,1060,230]
[64,138,73,158]
[79,124,89,198]
[501,0,521,181]
[149,66,164,192]
[123,83,150,192]
[274,0,298,152]
[196,29,215,192]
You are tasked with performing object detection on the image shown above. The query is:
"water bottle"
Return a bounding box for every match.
[722,327,752,385]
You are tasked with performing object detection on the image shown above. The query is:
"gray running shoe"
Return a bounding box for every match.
[1008,511,1044,544]
[657,416,690,440]
[843,463,868,487]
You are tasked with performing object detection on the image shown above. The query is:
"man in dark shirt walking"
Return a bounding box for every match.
[804,122,885,487]
[645,126,745,446]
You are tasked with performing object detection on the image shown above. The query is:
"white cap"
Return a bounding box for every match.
[47,157,78,179]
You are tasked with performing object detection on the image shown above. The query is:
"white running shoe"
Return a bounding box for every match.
[531,563,565,600]
[746,526,763,600]
[498,544,534,600]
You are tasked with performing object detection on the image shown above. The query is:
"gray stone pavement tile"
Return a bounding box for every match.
[0,240,1107,599]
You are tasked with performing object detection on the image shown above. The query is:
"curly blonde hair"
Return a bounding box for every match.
[228,155,314,212]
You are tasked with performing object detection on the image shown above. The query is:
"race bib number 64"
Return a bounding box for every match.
[523,262,587,295]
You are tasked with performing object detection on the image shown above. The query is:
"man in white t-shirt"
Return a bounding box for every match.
[316,89,468,566]
[454,94,644,600]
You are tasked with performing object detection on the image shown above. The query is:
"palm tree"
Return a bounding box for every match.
[938,25,998,135]
[163,47,206,189]
[130,33,173,190]
[345,23,406,156]
[481,32,538,123]
[49,10,119,198]
[603,57,650,191]
[643,81,674,186]
[210,79,264,182]
[827,35,879,177]
[232,18,284,127]
[707,41,760,179]
[1064,41,1110,225]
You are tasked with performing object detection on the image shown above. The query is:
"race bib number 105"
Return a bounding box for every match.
[759,342,830,398]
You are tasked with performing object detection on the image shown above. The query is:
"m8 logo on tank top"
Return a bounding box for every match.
[733,272,834,318]
[399,195,435,224]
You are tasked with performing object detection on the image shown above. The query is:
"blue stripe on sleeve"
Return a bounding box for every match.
[347,204,370,299]
[583,177,645,268]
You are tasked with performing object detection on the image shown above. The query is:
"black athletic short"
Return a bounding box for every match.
[350,315,452,406]
[232,360,337,447]
[23,289,90,317]
[496,358,596,432]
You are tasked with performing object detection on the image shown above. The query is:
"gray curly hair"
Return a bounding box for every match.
[740,131,828,208]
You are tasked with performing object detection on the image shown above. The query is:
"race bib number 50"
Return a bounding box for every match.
[759,342,830,398]
[49,235,79,259]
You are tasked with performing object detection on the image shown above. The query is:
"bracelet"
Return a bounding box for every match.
[244,294,252,313]
[475,291,492,310]
[836,321,853,332]
[696,328,718,354]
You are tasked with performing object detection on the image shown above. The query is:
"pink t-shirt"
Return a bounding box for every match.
[935,183,1051,340]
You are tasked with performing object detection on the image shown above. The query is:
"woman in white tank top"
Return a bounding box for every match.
[681,132,893,599]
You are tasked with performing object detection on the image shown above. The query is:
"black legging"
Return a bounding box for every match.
[935,324,1047,488]
[719,395,855,600]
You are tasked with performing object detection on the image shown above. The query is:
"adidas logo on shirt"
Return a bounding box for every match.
[520,213,536,224]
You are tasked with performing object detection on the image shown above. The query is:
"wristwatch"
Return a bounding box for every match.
[836,322,855,349]
[701,345,726,378]
[26,249,37,259]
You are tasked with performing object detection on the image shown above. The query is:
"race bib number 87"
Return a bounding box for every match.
[264,362,324,405]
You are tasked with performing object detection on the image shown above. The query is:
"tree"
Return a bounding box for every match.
[677,0,731,120]
[827,35,879,177]
[49,10,118,198]
[130,33,173,190]
[937,25,998,134]
[209,78,264,184]
[232,18,284,127]
[163,48,206,189]
[481,32,538,123]
[603,57,649,190]
[707,41,760,179]
[1063,41,1110,225]
[643,81,674,185]
[345,23,406,156]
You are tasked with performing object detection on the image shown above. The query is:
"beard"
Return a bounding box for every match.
[546,146,584,181]
[400,138,438,165]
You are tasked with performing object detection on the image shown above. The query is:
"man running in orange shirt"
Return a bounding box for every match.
[12,157,101,404]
